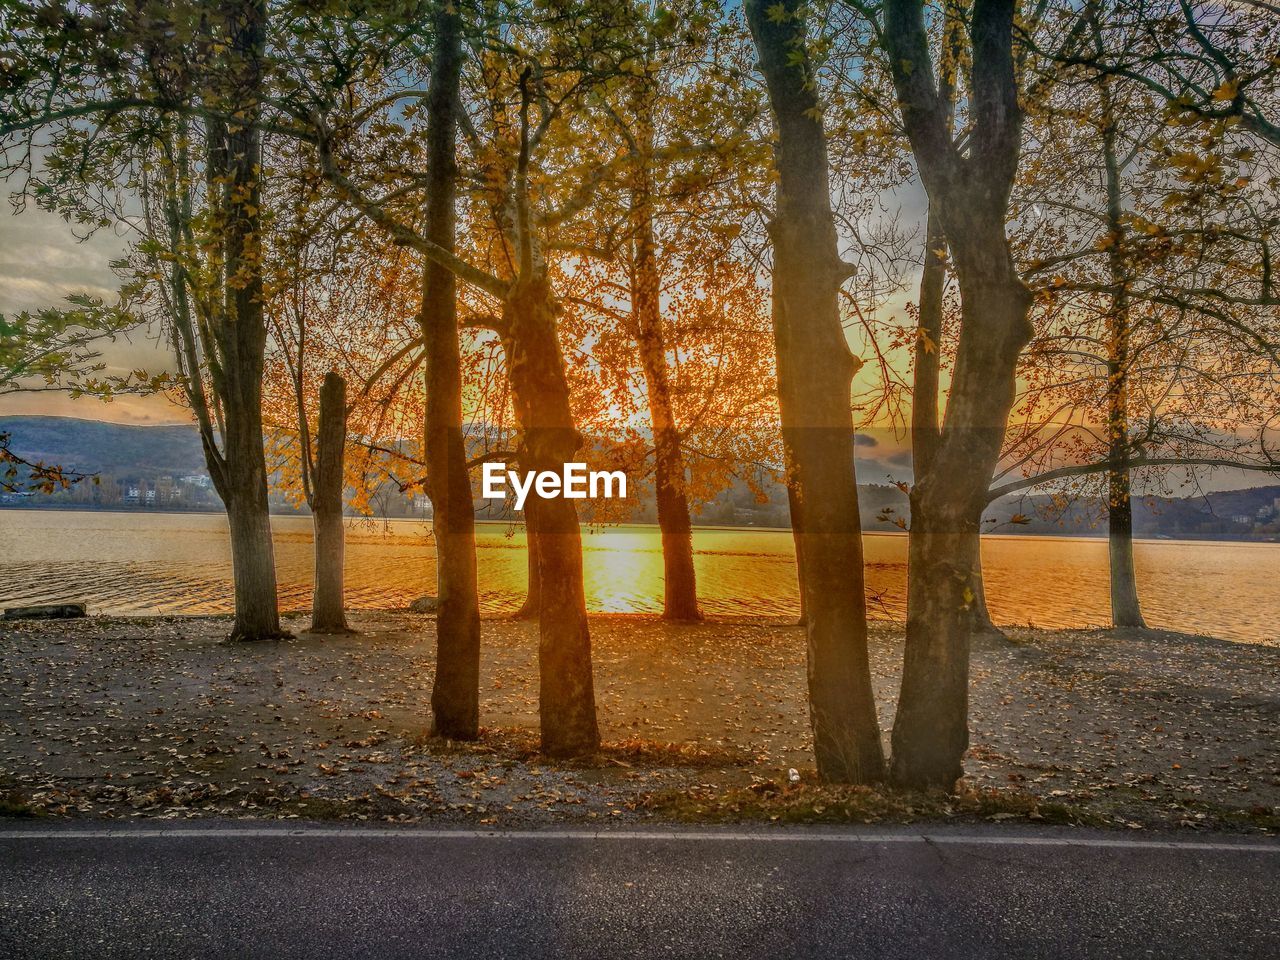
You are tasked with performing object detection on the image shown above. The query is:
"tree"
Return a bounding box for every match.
[876,0,1035,790]
[886,1,1010,639]
[562,0,777,621]
[302,0,659,754]
[420,0,482,738]
[990,0,1280,627]
[308,370,351,632]
[0,0,289,640]
[746,0,885,784]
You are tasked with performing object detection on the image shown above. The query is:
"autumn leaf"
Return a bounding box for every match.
[1211,78,1239,101]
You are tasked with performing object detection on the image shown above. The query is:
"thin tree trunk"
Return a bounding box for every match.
[631,175,700,621]
[515,527,541,619]
[1099,57,1147,630]
[422,0,482,738]
[968,544,1002,637]
[747,0,885,784]
[503,277,600,757]
[913,210,946,476]
[309,371,350,633]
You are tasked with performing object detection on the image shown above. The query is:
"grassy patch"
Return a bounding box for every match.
[1169,798,1280,833]
[402,728,749,770]
[0,789,43,818]
[644,780,1100,827]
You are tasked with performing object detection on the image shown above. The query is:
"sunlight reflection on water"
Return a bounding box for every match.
[1,510,1275,645]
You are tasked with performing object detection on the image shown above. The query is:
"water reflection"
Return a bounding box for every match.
[0,510,1275,645]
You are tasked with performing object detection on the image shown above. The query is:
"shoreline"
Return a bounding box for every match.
[3,504,1278,546]
[24,606,1280,654]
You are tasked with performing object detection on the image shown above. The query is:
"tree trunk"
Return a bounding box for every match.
[747,0,885,784]
[883,0,1031,791]
[1099,61,1147,630]
[913,210,946,475]
[790,482,807,626]
[309,371,350,634]
[224,475,283,642]
[968,543,1003,638]
[515,526,541,619]
[630,178,700,622]
[210,1,285,643]
[916,209,1003,641]
[421,0,482,738]
[1108,463,1145,627]
[891,267,1033,791]
[502,277,600,756]
[213,339,283,642]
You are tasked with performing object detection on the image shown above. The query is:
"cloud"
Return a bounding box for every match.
[0,208,125,315]
[0,389,190,424]
[854,433,879,447]
[0,208,183,424]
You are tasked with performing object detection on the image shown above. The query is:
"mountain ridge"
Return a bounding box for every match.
[2,415,1277,540]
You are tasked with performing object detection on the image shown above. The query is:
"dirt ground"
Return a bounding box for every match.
[0,611,1276,831]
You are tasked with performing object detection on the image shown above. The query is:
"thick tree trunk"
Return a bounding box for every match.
[747,0,885,784]
[891,267,1033,791]
[210,1,285,643]
[215,342,282,642]
[895,494,976,790]
[309,371,350,634]
[883,0,1031,791]
[224,476,283,642]
[502,277,600,756]
[631,191,700,622]
[420,0,482,738]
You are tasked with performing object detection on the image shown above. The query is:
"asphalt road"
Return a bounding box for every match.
[1,823,1276,959]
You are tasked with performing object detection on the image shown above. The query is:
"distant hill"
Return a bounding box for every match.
[0,415,206,478]
[2,415,1277,539]
[984,484,1280,541]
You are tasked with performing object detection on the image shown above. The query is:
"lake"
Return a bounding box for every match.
[0,509,1275,645]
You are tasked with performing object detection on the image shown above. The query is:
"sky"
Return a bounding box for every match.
[0,193,1270,494]
[0,206,184,424]
[0,199,921,481]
